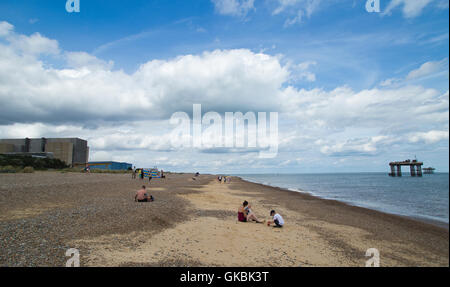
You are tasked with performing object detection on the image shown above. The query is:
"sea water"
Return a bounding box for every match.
[237,173,449,225]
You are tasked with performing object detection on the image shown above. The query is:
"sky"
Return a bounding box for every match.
[0,0,448,173]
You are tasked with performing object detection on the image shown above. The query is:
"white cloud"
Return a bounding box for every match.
[1,23,447,137]
[211,0,255,17]
[0,21,448,171]
[281,86,449,132]
[8,32,60,56]
[409,130,449,144]
[273,0,322,26]
[0,21,13,37]
[379,78,401,87]
[273,0,321,17]
[283,10,304,27]
[318,135,400,156]
[383,0,434,18]
[406,58,448,80]
[293,60,317,82]
[0,25,289,124]
[320,138,378,156]
[65,52,114,70]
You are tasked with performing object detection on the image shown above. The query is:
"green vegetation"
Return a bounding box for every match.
[0,154,68,172]
[59,168,132,174]
[0,165,37,173]
[0,155,133,174]
[22,166,35,173]
[0,165,17,173]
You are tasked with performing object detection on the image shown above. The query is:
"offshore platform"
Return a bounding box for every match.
[389,159,423,177]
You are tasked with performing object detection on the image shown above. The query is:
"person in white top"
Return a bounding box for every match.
[267,210,284,228]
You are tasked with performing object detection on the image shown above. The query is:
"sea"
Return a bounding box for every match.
[236,173,449,225]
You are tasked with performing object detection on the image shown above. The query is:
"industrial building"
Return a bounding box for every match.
[0,138,89,167]
[88,161,132,171]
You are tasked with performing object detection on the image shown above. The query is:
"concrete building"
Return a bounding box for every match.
[88,161,132,171]
[0,138,89,167]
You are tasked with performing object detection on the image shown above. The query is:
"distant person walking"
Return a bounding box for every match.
[132,168,137,179]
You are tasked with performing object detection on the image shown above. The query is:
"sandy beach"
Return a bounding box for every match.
[0,172,448,267]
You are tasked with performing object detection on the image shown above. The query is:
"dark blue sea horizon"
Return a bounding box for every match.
[236,172,449,225]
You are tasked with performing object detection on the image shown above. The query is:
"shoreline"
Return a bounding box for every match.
[235,175,449,230]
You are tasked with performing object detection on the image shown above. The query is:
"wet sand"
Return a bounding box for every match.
[0,172,448,266]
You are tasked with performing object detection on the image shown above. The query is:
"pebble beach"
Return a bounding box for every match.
[0,172,448,267]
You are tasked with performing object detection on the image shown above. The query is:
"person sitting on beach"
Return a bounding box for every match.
[135,185,154,202]
[267,210,284,228]
[238,201,263,223]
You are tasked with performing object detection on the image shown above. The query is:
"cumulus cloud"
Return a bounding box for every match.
[211,0,255,17]
[0,24,289,124]
[65,52,114,70]
[8,32,59,56]
[0,21,448,171]
[1,21,447,138]
[0,21,13,37]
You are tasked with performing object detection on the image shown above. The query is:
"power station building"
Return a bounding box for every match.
[0,138,89,167]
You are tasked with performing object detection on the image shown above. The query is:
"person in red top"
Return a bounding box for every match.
[135,186,153,202]
[237,201,263,223]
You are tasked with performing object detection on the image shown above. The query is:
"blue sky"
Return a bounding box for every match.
[0,0,448,173]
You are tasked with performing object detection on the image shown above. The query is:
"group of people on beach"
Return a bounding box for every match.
[218,176,230,183]
[132,168,145,180]
[133,175,284,228]
[132,168,165,181]
[238,201,284,228]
